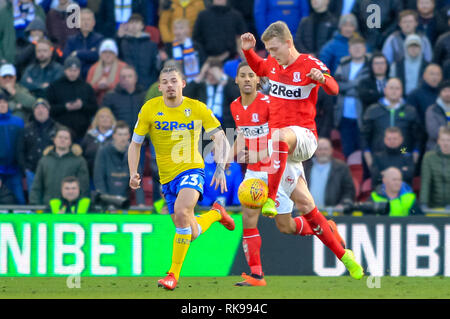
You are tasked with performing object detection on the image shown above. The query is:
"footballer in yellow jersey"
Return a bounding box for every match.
[128,67,234,290]
[133,95,221,185]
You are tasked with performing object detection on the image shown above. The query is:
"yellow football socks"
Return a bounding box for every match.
[169,227,192,280]
[195,209,221,234]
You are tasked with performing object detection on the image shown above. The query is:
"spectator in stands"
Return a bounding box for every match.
[23,98,59,193]
[0,63,36,121]
[158,0,205,45]
[86,38,126,105]
[334,36,370,158]
[406,63,442,121]
[117,13,160,89]
[368,166,422,216]
[15,17,47,78]
[351,0,403,50]
[420,126,450,208]
[102,65,146,131]
[0,91,25,204]
[416,0,445,45]
[304,138,355,209]
[319,13,359,75]
[254,0,309,38]
[294,0,337,56]
[382,9,433,64]
[48,176,91,214]
[198,151,242,206]
[371,127,415,188]
[358,52,390,112]
[63,8,104,79]
[80,107,115,179]
[425,80,450,150]
[93,121,132,199]
[30,126,89,205]
[20,39,64,98]
[46,0,79,51]
[184,57,240,130]
[0,176,15,205]
[46,56,98,142]
[362,78,422,168]
[95,0,148,38]
[165,18,205,83]
[2,0,45,42]
[389,34,429,95]
[192,0,246,61]
[433,12,450,80]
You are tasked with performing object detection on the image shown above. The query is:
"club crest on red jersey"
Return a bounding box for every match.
[293,72,301,83]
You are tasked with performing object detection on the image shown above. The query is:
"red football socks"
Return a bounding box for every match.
[294,216,314,236]
[267,140,289,201]
[242,228,263,276]
[304,207,346,259]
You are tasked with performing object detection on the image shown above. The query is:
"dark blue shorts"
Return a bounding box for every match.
[161,168,205,215]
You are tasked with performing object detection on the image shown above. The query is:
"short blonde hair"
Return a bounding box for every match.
[261,21,293,43]
[91,107,116,130]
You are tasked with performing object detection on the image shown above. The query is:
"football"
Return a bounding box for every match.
[237,178,268,209]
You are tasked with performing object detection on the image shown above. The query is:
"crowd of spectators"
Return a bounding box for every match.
[0,0,449,216]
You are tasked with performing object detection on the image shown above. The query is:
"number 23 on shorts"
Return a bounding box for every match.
[180,174,200,186]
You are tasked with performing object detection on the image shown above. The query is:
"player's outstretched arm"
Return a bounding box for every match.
[240,33,267,77]
[128,140,142,189]
[210,129,231,193]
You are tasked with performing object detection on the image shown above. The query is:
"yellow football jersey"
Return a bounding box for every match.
[133,96,221,184]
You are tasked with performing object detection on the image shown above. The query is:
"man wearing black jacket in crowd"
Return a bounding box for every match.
[23,98,60,193]
[117,13,160,89]
[294,0,337,56]
[192,0,247,61]
[358,52,390,112]
[46,56,98,142]
[102,65,146,131]
[371,127,415,188]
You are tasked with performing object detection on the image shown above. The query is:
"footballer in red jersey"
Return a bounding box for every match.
[229,62,346,286]
[240,21,364,280]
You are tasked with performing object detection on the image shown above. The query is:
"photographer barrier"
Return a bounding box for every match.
[0,213,449,277]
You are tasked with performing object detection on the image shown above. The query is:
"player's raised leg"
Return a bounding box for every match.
[235,206,266,286]
[262,128,297,217]
[291,177,363,279]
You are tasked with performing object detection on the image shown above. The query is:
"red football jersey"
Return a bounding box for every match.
[230,92,271,172]
[243,50,337,138]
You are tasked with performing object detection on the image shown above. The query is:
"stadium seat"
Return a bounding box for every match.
[330,129,343,153]
[349,163,364,187]
[333,149,346,161]
[358,178,372,202]
[347,150,362,166]
[145,26,161,46]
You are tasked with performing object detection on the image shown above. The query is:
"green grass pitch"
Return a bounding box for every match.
[0,276,449,299]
